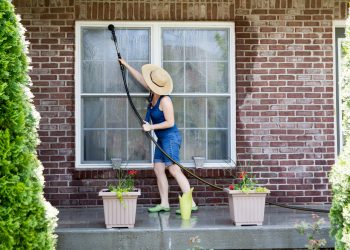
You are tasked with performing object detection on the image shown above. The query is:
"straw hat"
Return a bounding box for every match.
[141,64,173,95]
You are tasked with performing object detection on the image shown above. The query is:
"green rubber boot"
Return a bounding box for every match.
[148,204,170,213]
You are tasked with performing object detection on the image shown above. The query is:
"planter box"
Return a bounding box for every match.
[99,188,141,229]
[224,188,270,226]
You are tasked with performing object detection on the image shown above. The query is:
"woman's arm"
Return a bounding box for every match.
[143,96,175,132]
[119,58,149,90]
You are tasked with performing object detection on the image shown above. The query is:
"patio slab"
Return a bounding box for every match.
[56,205,334,250]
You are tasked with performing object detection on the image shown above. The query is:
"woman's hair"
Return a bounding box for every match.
[147,92,154,108]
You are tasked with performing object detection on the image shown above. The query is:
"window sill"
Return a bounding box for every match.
[75,161,237,170]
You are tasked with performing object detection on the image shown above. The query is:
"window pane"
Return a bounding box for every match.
[207,62,228,93]
[128,130,151,162]
[163,62,184,92]
[82,28,104,60]
[82,61,104,93]
[208,130,228,160]
[185,62,206,92]
[208,98,228,128]
[83,130,105,161]
[83,97,104,128]
[206,30,228,61]
[82,27,150,94]
[162,29,184,61]
[163,28,229,94]
[106,98,126,128]
[173,97,184,128]
[184,30,207,61]
[105,60,124,93]
[128,97,149,128]
[185,98,206,128]
[129,30,151,61]
[128,61,149,93]
[185,129,206,160]
[106,130,127,161]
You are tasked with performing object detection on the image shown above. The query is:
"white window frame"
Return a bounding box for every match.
[75,21,236,169]
[333,20,346,154]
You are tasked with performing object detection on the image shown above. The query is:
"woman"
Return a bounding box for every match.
[119,58,198,213]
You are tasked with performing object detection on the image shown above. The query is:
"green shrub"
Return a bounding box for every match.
[329,15,350,250]
[0,1,58,249]
[329,142,350,250]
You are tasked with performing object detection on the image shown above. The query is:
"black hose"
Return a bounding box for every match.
[107,25,330,214]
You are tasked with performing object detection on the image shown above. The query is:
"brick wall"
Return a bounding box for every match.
[12,0,348,207]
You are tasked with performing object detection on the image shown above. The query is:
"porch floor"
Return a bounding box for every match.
[56,205,334,250]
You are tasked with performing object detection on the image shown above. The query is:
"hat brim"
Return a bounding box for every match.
[141,64,173,95]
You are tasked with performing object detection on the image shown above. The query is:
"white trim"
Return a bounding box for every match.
[229,23,236,166]
[75,23,82,167]
[333,20,347,27]
[81,93,231,97]
[337,38,345,150]
[75,161,236,170]
[332,21,337,155]
[75,21,236,169]
[333,20,346,154]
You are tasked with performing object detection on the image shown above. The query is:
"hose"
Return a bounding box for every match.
[107,25,330,214]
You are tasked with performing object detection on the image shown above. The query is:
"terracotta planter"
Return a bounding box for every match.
[224,188,270,226]
[99,188,141,229]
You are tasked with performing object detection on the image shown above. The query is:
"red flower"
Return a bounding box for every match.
[229,185,234,190]
[128,170,137,176]
[239,171,247,179]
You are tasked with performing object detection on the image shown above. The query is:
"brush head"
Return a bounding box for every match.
[108,24,115,31]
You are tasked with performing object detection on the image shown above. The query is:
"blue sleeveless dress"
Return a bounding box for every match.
[145,96,182,166]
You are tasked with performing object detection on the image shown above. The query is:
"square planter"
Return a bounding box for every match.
[99,188,141,229]
[224,188,270,226]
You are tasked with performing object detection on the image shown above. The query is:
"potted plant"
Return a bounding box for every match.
[99,163,140,229]
[224,171,270,226]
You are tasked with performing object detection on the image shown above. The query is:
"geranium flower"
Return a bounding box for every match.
[128,170,137,176]
[239,171,247,179]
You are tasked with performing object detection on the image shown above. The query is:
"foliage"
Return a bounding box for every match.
[295,214,327,250]
[340,40,350,144]
[0,1,58,249]
[108,169,137,203]
[329,13,350,250]
[228,171,269,193]
[329,142,350,250]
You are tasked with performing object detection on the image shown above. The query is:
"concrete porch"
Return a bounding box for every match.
[56,205,334,250]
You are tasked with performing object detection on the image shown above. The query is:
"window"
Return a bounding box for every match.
[75,22,235,169]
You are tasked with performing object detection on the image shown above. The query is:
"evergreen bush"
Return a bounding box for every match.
[329,15,350,250]
[0,1,58,249]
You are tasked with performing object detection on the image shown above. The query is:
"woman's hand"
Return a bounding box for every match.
[118,58,128,67]
[142,121,153,132]
[118,58,150,91]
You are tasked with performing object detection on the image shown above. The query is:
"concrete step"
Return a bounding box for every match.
[56,206,334,250]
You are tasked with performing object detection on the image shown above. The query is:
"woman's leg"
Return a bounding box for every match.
[168,164,196,207]
[154,162,170,207]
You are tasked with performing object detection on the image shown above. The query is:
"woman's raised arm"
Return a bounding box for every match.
[119,58,149,90]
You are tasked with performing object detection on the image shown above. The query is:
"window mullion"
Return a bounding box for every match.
[154,24,161,66]
[126,97,129,161]
[183,30,186,160]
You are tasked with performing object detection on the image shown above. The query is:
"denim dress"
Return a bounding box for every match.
[145,95,182,166]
